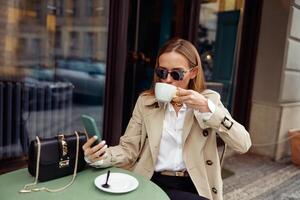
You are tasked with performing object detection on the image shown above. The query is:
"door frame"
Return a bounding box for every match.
[232,0,263,129]
[103,0,130,145]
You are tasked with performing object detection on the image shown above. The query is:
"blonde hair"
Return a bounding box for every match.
[143,38,206,95]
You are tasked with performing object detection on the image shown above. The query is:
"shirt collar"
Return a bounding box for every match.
[166,102,188,112]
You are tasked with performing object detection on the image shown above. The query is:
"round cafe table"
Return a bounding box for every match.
[0,167,170,200]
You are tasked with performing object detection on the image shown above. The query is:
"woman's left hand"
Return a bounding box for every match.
[173,87,210,112]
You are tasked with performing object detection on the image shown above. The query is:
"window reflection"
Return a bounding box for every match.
[198,0,243,111]
[0,0,109,160]
[199,1,221,81]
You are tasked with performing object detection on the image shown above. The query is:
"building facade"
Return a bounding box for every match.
[250,0,300,160]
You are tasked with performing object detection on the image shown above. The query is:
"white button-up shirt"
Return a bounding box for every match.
[155,100,216,172]
[155,103,188,171]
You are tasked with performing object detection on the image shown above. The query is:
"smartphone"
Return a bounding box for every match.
[81,114,102,146]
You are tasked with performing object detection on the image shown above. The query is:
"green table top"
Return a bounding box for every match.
[0,167,170,200]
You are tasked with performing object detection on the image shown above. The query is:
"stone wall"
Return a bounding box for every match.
[249,0,300,160]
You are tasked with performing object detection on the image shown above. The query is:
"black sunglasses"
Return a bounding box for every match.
[155,67,192,81]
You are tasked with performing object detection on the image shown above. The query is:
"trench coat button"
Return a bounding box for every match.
[212,187,217,194]
[203,129,209,137]
[206,160,213,165]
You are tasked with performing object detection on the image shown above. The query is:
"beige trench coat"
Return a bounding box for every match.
[103,89,252,200]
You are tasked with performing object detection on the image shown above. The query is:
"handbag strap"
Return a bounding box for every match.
[19,131,81,193]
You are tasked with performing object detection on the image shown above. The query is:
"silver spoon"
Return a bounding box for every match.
[102,170,110,188]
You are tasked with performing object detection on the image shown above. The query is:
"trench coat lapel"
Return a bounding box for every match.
[182,108,207,154]
[143,111,165,166]
[143,96,165,166]
[182,108,194,144]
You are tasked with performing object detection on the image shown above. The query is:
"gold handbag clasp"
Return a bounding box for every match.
[59,160,69,168]
[58,134,70,168]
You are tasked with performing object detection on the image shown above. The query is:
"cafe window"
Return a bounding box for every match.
[69,31,79,53]
[86,0,94,17]
[85,32,95,57]
[17,38,28,59]
[66,0,78,16]
[87,0,108,17]
[32,38,42,59]
[198,0,243,111]
[55,30,61,49]
[0,0,110,161]
[95,0,108,17]
[55,0,64,16]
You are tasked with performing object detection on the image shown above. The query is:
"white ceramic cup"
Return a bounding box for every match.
[155,82,177,103]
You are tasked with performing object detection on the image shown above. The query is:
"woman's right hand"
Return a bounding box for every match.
[82,136,108,163]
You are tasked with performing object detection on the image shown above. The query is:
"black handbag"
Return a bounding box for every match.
[20,131,88,193]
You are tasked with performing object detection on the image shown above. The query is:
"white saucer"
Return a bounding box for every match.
[94,172,139,193]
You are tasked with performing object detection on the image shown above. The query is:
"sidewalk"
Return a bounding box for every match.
[222,152,300,200]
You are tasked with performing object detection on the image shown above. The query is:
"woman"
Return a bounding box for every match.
[83,38,251,200]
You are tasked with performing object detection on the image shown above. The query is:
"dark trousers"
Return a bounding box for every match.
[151,172,209,200]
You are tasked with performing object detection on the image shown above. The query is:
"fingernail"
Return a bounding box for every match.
[93,135,98,139]
[103,145,108,149]
[100,140,106,145]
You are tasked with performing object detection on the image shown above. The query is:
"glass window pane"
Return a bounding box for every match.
[198,0,242,111]
[0,0,110,160]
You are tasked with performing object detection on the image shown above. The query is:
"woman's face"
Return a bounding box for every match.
[157,52,197,89]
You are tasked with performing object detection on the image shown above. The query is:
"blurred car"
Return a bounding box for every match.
[26,58,106,104]
[55,58,106,100]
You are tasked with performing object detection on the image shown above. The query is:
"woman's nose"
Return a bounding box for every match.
[164,73,173,83]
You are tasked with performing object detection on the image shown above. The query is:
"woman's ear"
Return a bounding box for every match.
[190,67,198,79]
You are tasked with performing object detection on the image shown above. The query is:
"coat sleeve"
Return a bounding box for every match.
[195,90,252,153]
[102,95,145,169]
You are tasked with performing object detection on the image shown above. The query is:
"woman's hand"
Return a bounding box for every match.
[173,87,210,112]
[82,136,108,163]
